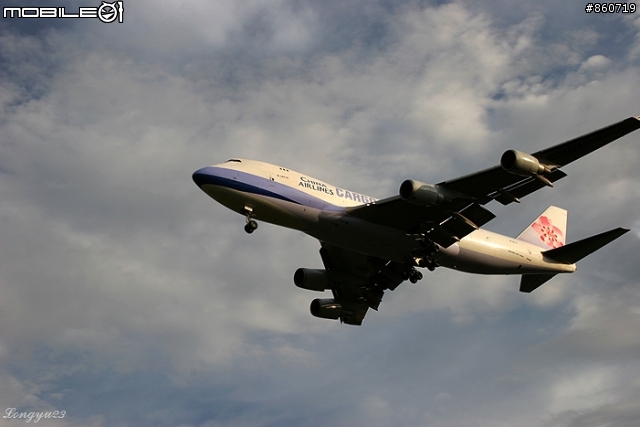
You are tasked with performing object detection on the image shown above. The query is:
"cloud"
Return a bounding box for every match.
[580,54,611,71]
[1,1,640,426]
[554,290,640,359]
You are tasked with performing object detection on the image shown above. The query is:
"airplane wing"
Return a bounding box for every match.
[318,242,408,325]
[348,116,640,247]
[347,196,496,247]
[441,116,640,204]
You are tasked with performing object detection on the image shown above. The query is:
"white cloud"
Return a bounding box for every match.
[580,54,611,71]
[630,13,640,60]
[402,3,509,151]
[2,1,640,426]
[548,366,618,414]
[560,291,640,358]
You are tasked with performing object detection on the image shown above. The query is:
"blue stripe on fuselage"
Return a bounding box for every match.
[192,166,345,212]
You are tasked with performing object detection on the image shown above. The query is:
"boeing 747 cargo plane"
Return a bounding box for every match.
[193,116,640,325]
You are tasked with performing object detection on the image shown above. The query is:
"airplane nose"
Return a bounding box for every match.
[192,167,211,188]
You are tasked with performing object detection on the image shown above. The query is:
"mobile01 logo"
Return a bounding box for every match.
[3,1,124,23]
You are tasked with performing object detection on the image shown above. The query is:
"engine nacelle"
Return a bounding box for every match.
[500,150,550,177]
[399,180,445,206]
[310,298,345,320]
[294,268,329,292]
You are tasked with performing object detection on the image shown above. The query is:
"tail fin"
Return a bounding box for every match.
[517,206,567,249]
[543,227,630,264]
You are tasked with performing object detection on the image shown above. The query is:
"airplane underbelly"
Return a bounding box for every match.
[305,214,420,263]
[200,185,309,231]
[436,235,571,275]
[437,247,525,274]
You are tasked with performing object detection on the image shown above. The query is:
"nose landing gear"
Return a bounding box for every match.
[244,220,258,234]
[242,206,258,234]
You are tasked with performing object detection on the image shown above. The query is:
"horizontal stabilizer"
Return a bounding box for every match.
[542,227,630,264]
[520,274,557,293]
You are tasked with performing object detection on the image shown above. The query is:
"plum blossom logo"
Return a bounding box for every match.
[531,215,564,248]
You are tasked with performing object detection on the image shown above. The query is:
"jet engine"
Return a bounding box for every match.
[310,298,345,320]
[294,268,330,292]
[500,150,551,177]
[399,180,446,206]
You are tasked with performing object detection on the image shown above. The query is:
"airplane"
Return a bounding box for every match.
[193,116,640,325]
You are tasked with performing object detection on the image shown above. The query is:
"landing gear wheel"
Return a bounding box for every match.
[409,269,423,284]
[244,220,258,234]
[415,253,439,272]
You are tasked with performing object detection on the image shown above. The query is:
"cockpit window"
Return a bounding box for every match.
[225,159,242,163]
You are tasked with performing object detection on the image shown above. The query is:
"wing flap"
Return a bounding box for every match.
[458,203,496,227]
[339,302,370,326]
[347,197,495,247]
[492,169,567,205]
[441,212,477,238]
[346,196,451,232]
[319,243,410,325]
[427,224,460,247]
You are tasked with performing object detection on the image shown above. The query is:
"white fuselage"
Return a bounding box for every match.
[192,159,576,276]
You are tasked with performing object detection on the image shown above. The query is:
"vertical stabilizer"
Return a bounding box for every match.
[516,206,567,249]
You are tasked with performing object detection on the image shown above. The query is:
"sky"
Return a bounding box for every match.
[1,1,640,426]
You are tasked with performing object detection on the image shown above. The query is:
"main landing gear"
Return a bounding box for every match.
[416,256,439,272]
[400,267,424,284]
[409,268,423,284]
[413,236,440,272]
[242,206,258,234]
